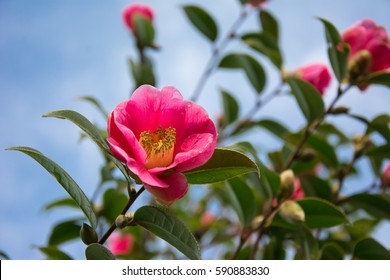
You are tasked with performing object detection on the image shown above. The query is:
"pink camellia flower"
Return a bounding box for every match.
[247,0,268,7]
[295,63,332,95]
[108,232,134,256]
[107,85,218,205]
[382,163,390,188]
[342,19,390,74]
[290,178,304,200]
[122,3,154,32]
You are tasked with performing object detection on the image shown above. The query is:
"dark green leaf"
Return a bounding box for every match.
[134,206,201,260]
[219,53,266,93]
[366,114,390,142]
[232,118,290,138]
[366,144,390,159]
[184,148,259,184]
[183,5,218,41]
[220,90,239,126]
[317,122,350,145]
[318,18,350,81]
[76,95,108,117]
[43,197,79,211]
[296,198,349,228]
[299,226,320,260]
[260,10,279,41]
[321,243,344,260]
[364,71,390,87]
[286,77,325,123]
[346,219,379,241]
[48,220,81,246]
[346,193,390,219]
[227,177,257,229]
[0,251,10,260]
[102,188,128,222]
[129,56,156,88]
[38,246,72,260]
[300,175,332,201]
[6,146,97,228]
[258,160,280,197]
[133,13,155,47]
[85,243,115,260]
[353,238,390,260]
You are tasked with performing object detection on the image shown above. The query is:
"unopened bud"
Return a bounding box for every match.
[330,106,350,115]
[348,50,372,84]
[115,213,135,229]
[279,200,305,224]
[279,169,295,201]
[80,223,98,245]
[299,149,316,162]
[251,215,264,230]
[352,134,371,155]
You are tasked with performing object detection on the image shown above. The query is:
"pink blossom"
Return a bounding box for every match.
[107,85,217,205]
[247,0,268,7]
[382,163,390,188]
[122,3,154,32]
[290,178,304,200]
[200,212,215,227]
[295,63,332,95]
[342,19,390,73]
[108,232,134,256]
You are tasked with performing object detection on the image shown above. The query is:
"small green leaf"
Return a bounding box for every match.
[134,206,201,260]
[258,160,280,198]
[220,89,239,126]
[43,197,79,211]
[346,219,379,241]
[321,243,344,260]
[286,77,325,123]
[318,18,350,82]
[219,53,266,93]
[260,10,279,42]
[353,238,390,260]
[6,146,97,228]
[48,220,81,246]
[366,144,390,159]
[76,95,108,117]
[296,198,349,228]
[227,177,257,229]
[38,246,72,260]
[364,71,390,87]
[133,13,155,47]
[85,243,115,260]
[317,122,350,145]
[366,114,390,142]
[346,193,390,219]
[232,118,289,139]
[129,56,156,88]
[102,188,128,222]
[184,148,259,184]
[183,5,218,42]
[300,175,332,201]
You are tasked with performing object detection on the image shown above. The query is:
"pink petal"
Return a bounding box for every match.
[144,173,188,205]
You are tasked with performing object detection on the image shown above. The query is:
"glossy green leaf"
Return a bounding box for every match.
[129,56,156,88]
[85,243,115,260]
[260,10,279,41]
[346,193,390,219]
[43,197,79,211]
[296,198,349,228]
[38,246,72,260]
[76,95,108,117]
[364,71,390,87]
[183,5,218,41]
[321,243,344,260]
[300,175,332,201]
[318,18,350,81]
[241,32,282,69]
[220,90,239,126]
[219,53,266,93]
[227,177,257,229]
[48,220,81,246]
[366,114,390,142]
[258,160,280,197]
[133,13,155,47]
[134,206,201,260]
[102,188,128,222]
[184,148,259,184]
[286,77,325,123]
[366,144,390,159]
[346,219,379,241]
[353,238,390,260]
[6,147,97,228]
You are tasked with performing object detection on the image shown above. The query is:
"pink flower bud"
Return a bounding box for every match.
[247,0,268,8]
[107,232,134,256]
[290,178,304,200]
[382,163,390,188]
[295,63,332,95]
[122,3,154,32]
[200,212,215,227]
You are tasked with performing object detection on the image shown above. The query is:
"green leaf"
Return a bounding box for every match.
[232,118,290,138]
[258,160,280,198]
[353,238,390,260]
[364,71,390,87]
[299,226,320,260]
[184,148,259,184]
[220,89,239,126]
[317,122,350,145]
[76,95,108,117]
[48,220,81,246]
[43,197,79,211]
[6,146,97,228]
[38,246,72,260]
[318,18,350,82]
[321,243,344,260]
[129,56,156,88]
[286,77,325,123]
[300,175,332,201]
[219,53,266,93]
[182,5,218,42]
[102,188,128,222]
[366,114,390,142]
[241,32,282,69]
[366,144,390,159]
[346,219,379,241]
[85,243,115,260]
[346,193,390,219]
[260,10,279,42]
[133,13,155,47]
[227,177,257,229]
[0,251,10,260]
[296,198,349,228]
[134,206,201,260]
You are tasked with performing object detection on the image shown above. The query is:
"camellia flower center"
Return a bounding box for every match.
[139,126,176,169]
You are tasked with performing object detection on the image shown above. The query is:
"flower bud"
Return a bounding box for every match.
[122,3,154,32]
[279,169,295,201]
[80,223,98,245]
[382,163,390,189]
[251,215,264,230]
[279,200,305,224]
[347,50,372,84]
[115,213,135,229]
[352,134,371,155]
[329,106,350,115]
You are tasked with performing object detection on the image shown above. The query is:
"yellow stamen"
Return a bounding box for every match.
[139,126,176,169]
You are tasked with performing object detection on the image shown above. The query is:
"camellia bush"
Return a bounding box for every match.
[5,0,390,260]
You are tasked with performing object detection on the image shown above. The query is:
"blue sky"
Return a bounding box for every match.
[1,0,390,259]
